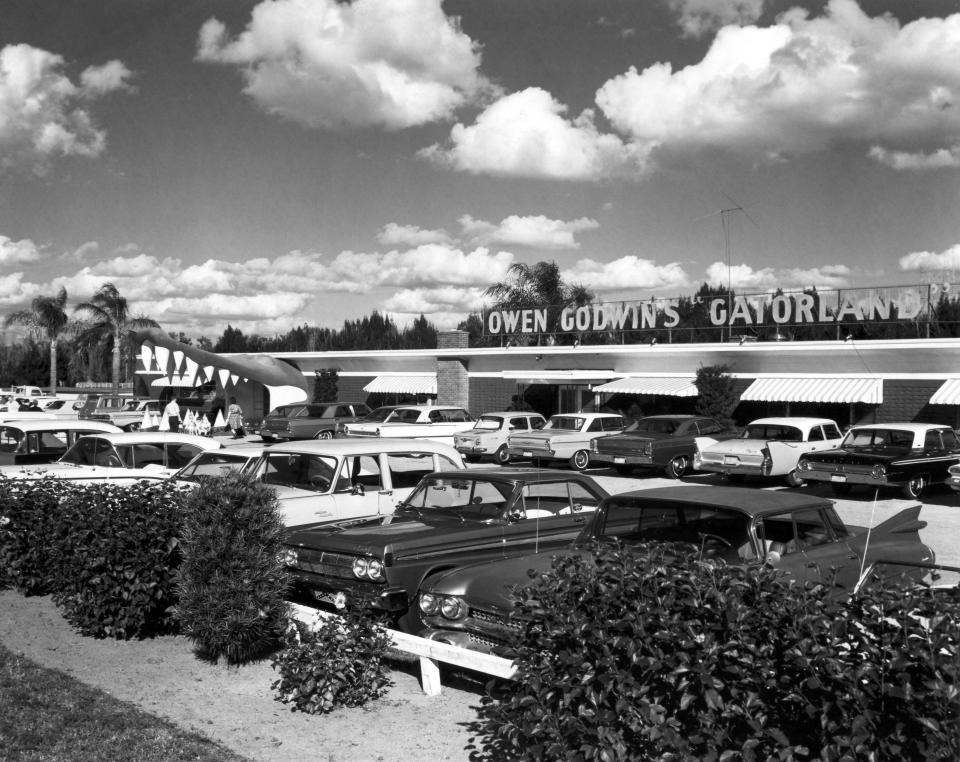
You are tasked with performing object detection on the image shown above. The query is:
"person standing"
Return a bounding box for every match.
[227,396,245,439]
[163,397,181,433]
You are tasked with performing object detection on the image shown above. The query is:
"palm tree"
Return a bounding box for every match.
[4,286,70,394]
[74,283,159,394]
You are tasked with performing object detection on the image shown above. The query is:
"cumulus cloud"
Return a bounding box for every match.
[899,244,960,272]
[564,256,692,293]
[376,223,454,247]
[0,236,42,265]
[459,214,599,249]
[0,44,132,174]
[327,245,514,288]
[196,0,490,130]
[0,272,40,306]
[705,262,852,291]
[667,0,766,38]
[596,0,960,169]
[421,87,643,180]
[382,286,489,329]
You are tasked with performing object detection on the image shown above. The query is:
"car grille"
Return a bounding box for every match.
[293,548,359,580]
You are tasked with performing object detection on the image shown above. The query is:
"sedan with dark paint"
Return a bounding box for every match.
[281,468,609,628]
[417,485,933,654]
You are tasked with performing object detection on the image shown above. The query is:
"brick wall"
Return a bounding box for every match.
[337,376,371,403]
[881,380,950,424]
[436,330,470,409]
[469,378,518,416]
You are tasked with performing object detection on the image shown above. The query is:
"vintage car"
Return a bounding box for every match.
[343,405,475,444]
[259,401,371,442]
[0,431,221,485]
[80,396,162,431]
[0,419,122,466]
[417,485,934,654]
[695,416,843,487]
[281,468,610,628]
[453,411,546,464]
[797,423,960,499]
[506,412,626,471]
[334,405,403,436]
[589,415,738,478]
[249,438,464,526]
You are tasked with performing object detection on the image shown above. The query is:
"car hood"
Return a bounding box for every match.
[425,548,586,611]
[285,510,510,558]
[802,446,914,465]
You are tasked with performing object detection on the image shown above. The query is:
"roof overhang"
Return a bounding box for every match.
[591,376,698,397]
[362,374,437,395]
[740,376,883,404]
[929,379,960,405]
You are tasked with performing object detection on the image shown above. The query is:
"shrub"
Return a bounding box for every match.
[174,472,290,664]
[48,481,186,639]
[271,605,393,714]
[0,477,69,595]
[471,542,960,761]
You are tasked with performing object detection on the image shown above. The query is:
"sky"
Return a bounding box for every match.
[0,0,959,341]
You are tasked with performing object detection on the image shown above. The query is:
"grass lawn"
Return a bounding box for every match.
[0,642,248,762]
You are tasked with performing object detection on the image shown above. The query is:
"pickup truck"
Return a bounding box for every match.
[78,395,162,431]
[343,405,475,445]
[589,415,739,478]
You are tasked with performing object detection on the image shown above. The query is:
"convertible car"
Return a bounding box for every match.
[417,485,934,654]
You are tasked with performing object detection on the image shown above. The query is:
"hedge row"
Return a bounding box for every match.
[472,542,960,761]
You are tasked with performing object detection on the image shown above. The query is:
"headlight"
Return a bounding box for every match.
[352,556,369,578]
[440,596,468,620]
[419,593,439,615]
[352,556,385,581]
[798,460,811,471]
[871,464,887,479]
[281,548,299,567]
[589,438,598,452]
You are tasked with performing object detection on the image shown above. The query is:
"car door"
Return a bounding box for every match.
[498,480,603,556]
[923,428,960,481]
[326,453,393,520]
[758,507,860,589]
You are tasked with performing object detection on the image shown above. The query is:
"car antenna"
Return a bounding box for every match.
[854,488,881,591]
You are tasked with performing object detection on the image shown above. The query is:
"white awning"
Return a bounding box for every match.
[592,376,698,397]
[363,374,437,395]
[740,377,883,404]
[930,379,960,405]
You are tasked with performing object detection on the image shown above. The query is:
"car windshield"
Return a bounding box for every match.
[174,452,255,481]
[545,416,585,431]
[400,476,515,521]
[363,407,398,422]
[742,424,803,441]
[842,428,915,448]
[629,418,678,434]
[59,437,125,467]
[473,416,503,431]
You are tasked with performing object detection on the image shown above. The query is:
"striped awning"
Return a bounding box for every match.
[929,379,960,405]
[363,374,437,395]
[592,376,699,397]
[740,377,883,404]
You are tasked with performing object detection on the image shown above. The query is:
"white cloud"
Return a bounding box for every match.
[868,145,960,170]
[459,214,599,249]
[667,0,766,39]
[0,44,132,174]
[596,0,960,169]
[705,262,852,291]
[421,87,644,180]
[382,286,488,329]
[0,236,42,265]
[328,245,514,288]
[196,0,490,130]
[564,256,691,293]
[0,272,40,306]
[899,244,960,272]
[376,223,453,247]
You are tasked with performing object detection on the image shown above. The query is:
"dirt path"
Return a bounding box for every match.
[0,590,483,762]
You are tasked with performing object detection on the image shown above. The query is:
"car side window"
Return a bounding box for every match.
[602,418,624,432]
[336,455,382,492]
[924,430,943,450]
[131,444,165,467]
[509,417,527,430]
[587,419,604,432]
[757,513,799,555]
[823,424,842,439]
[384,452,434,489]
[530,417,545,430]
[521,482,598,518]
[809,426,824,441]
[792,508,833,549]
[697,420,721,435]
[944,429,960,449]
[335,406,352,418]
